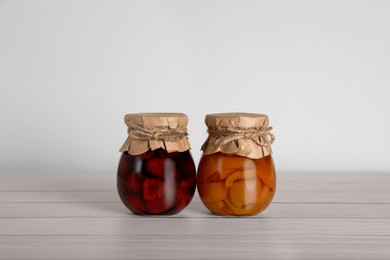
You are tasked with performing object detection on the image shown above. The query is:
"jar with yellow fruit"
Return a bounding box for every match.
[197,113,276,216]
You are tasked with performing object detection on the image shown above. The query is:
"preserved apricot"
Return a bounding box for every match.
[198,113,276,216]
[197,152,275,216]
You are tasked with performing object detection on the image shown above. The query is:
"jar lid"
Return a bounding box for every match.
[120,113,191,155]
[205,113,269,130]
[201,113,274,159]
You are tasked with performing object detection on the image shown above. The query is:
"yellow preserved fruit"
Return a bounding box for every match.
[198,112,276,216]
[197,152,276,216]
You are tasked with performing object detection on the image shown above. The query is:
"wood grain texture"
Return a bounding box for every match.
[0,172,390,259]
[1,202,390,219]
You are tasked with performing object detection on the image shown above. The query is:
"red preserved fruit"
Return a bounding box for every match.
[118,154,133,178]
[142,179,164,201]
[126,173,143,192]
[117,149,196,215]
[125,195,145,212]
[146,158,165,178]
[145,196,170,214]
[180,180,191,192]
[175,192,193,209]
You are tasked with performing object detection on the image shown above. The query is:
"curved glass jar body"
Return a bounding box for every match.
[197,152,276,216]
[117,148,196,215]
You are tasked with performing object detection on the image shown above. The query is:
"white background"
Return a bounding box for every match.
[1,0,389,174]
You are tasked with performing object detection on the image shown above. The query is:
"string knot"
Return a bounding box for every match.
[127,125,188,142]
[208,126,274,147]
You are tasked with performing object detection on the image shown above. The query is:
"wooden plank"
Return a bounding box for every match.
[1,201,390,219]
[0,191,119,203]
[1,172,389,260]
[0,172,116,191]
[278,172,390,192]
[273,191,390,203]
[1,217,390,236]
[1,172,390,192]
[1,190,390,203]
[0,235,389,260]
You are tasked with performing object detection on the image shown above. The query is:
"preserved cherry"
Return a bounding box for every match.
[118,113,196,215]
[118,148,196,215]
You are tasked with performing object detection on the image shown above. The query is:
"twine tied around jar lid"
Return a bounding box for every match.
[120,113,191,155]
[201,113,275,159]
[207,125,274,148]
[127,124,188,142]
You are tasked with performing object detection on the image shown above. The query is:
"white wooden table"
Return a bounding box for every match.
[1,172,389,259]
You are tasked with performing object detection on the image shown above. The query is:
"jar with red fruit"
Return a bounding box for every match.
[118,113,196,215]
[197,113,276,216]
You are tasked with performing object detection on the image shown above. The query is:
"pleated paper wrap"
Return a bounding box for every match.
[201,113,275,159]
[120,113,191,155]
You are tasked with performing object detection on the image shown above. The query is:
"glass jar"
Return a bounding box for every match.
[197,113,276,216]
[117,113,196,215]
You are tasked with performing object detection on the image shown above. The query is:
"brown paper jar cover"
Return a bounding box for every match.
[119,113,191,155]
[201,113,274,159]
